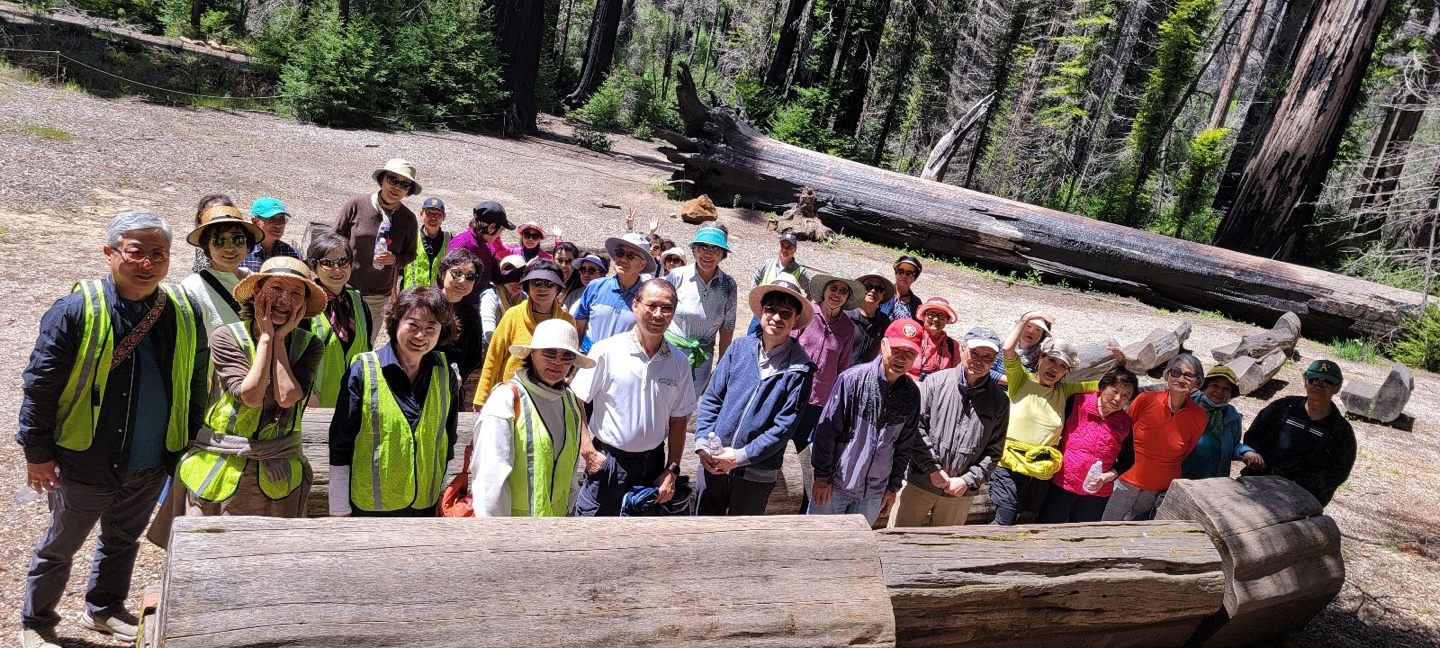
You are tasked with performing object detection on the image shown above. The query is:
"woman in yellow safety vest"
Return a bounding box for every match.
[304,233,371,408]
[471,318,592,516]
[327,286,462,517]
[176,257,327,516]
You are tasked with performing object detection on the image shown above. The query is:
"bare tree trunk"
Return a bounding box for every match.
[490,0,549,134]
[1207,0,1269,130]
[832,0,891,135]
[190,0,202,29]
[870,1,930,165]
[1213,0,1393,261]
[921,93,995,182]
[1354,10,1440,216]
[1009,0,1072,128]
[962,0,1034,187]
[564,0,625,108]
[765,0,810,89]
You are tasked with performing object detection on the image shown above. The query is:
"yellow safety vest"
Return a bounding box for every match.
[54,280,196,454]
[350,351,453,512]
[310,289,370,408]
[401,231,453,290]
[178,323,316,502]
[504,379,581,517]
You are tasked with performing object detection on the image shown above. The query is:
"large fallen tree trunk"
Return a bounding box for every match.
[657,64,1420,339]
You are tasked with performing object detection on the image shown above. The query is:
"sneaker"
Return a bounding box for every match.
[18,627,60,648]
[80,609,139,643]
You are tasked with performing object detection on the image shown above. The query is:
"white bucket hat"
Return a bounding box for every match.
[509,319,595,368]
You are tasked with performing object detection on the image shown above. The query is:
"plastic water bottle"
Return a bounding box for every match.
[1083,461,1105,494]
[701,433,722,455]
[373,221,390,270]
[13,484,41,505]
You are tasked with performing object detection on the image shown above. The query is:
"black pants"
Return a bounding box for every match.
[989,466,1050,525]
[697,472,776,516]
[574,439,665,517]
[790,402,825,453]
[1036,486,1110,523]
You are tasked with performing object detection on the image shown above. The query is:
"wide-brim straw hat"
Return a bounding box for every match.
[808,272,865,310]
[855,270,896,304]
[187,205,263,248]
[232,257,328,318]
[605,233,658,275]
[749,274,814,329]
[509,319,595,368]
[371,158,421,196]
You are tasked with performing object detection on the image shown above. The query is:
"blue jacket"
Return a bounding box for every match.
[1180,393,1244,479]
[696,335,815,483]
[810,357,919,499]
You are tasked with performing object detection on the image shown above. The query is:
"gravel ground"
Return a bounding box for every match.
[2,71,1438,647]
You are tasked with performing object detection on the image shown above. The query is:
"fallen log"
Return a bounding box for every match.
[1212,312,1301,364]
[1340,362,1414,423]
[1156,476,1344,648]
[1124,322,1193,374]
[878,522,1225,648]
[159,516,897,648]
[1223,348,1286,395]
[657,63,1421,339]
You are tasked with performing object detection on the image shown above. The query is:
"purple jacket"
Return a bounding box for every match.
[810,357,920,499]
[792,302,856,407]
[446,228,502,296]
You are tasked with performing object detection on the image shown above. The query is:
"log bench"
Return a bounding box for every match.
[1340,362,1414,423]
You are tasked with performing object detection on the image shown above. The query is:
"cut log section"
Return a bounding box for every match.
[1212,312,1302,364]
[1340,362,1415,423]
[1223,348,1287,395]
[1061,322,1191,382]
[1156,476,1344,648]
[658,63,1422,339]
[877,522,1224,647]
[160,516,897,648]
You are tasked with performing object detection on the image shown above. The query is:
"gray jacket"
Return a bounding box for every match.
[905,366,1009,495]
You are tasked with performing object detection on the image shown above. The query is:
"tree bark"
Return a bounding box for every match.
[765,0,810,90]
[564,0,624,108]
[1207,0,1269,130]
[869,0,930,165]
[920,93,994,182]
[1213,0,1393,261]
[832,0,892,135]
[660,65,1422,338]
[1353,10,1440,216]
[491,0,550,134]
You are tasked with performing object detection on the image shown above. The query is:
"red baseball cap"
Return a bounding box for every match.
[884,318,924,355]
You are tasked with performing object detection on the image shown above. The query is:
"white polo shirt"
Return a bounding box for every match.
[571,330,697,452]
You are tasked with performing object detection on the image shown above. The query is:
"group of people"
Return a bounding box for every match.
[15,157,1359,648]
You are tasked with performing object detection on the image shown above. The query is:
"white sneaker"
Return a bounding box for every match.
[80,609,139,643]
[18,628,60,648]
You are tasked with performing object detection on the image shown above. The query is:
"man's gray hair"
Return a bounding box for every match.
[106,212,172,248]
[635,277,679,306]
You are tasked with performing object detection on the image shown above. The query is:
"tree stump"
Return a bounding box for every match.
[160,516,897,648]
[1155,476,1344,648]
[877,522,1225,647]
[1212,312,1301,364]
[770,187,836,242]
[1223,348,1286,395]
[1340,362,1414,423]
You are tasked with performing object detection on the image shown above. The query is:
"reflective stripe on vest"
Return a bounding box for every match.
[311,289,370,408]
[401,232,452,289]
[505,380,581,517]
[178,322,315,502]
[55,280,196,454]
[351,351,452,512]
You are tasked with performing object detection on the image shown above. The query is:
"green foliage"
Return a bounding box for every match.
[262,0,503,129]
[1393,305,1440,373]
[24,125,73,139]
[578,72,627,131]
[768,85,858,157]
[1326,338,1387,365]
[571,118,613,152]
[573,70,681,135]
[1156,127,1229,241]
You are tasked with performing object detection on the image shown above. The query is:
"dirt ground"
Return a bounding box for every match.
[1,71,1438,647]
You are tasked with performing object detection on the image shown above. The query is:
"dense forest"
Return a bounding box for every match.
[14,0,1440,362]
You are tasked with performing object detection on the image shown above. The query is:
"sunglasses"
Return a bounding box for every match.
[862,283,886,293]
[693,243,724,255]
[537,348,577,363]
[209,234,249,249]
[1167,369,1200,382]
[448,268,479,282]
[315,257,352,269]
[614,249,645,261]
[579,266,604,276]
[762,304,796,320]
[260,214,289,224]
[895,269,919,278]
[527,279,560,290]
[1306,376,1339,387]
[522,230,544,240]
[384,174,413,190]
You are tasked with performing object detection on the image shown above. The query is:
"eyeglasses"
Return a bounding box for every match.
[209,234,249,249]
[260,214,289,224]
[527,279,559,290]
[638,301,676,315]
[315,257,352,269]
[922,311,949,321]
[579,265,605,276]
[693,243,724,255]
[448,268,479,282]
[862,284,887,293]
[825,283,851,297]
[384,174,413,190]
[762,304,796,320]
[1167,369,1200,382]
[895,269,918,278]
[537,348,577,363]
[522,231,544,240]
[112,247,169,265]
[614,249,645,261]
[1306,377,1338,387]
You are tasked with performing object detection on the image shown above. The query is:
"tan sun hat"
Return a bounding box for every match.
[749,273,814,329]
[371,158,421,196]
[855,270,895,303]
[232,257,327,317]
[509,319,596,368]
[186,205,263,248]
[807,272,865,310]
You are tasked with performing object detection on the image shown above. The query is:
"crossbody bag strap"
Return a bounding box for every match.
[111,296,167,370]
[199,270,243,316]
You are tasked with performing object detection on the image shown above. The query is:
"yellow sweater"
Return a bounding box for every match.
[1004,355,1098,447]
[473,300,576,406]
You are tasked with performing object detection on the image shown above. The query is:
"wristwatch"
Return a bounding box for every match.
[666,463,682,476]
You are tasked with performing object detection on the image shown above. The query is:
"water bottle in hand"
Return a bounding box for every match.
[1083,460,1105,494]
[13,484,41,505]
[701,433,722,456]
[373,222,390,270]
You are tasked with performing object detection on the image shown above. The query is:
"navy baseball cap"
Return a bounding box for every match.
[421,197,445,211]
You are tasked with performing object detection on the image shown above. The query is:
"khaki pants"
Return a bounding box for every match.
[887,480,973,528]
[362,293,391,347]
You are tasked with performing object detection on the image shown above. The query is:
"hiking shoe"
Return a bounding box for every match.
[18,627,60,648]
[80,609,139,643]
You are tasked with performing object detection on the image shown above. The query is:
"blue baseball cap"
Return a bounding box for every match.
[250,197,288,220]
[421,197,445,211]
[691,227,730,251]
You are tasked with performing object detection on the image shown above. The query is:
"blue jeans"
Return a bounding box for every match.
[807,488,883,525]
